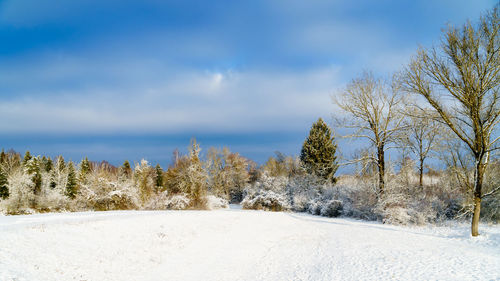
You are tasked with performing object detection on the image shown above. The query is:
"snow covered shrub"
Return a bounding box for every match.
[134,159,155,206]
[290,193,310,212]
[303,188,342,218]
[252,171,289,193]
[307,198,322,215]
[375,177,444,225]
[164,194,191,210]
[0,170,35,214]
[320,199,343,217]
[206,195,229,210]
[380,206,411,225]
[35,172,70,212]
[77,175,140,211]
[143,192,192,210]
[336,176,378,220]
[286,174,325,212]
[143,191,169,210]
[242,189,290,211]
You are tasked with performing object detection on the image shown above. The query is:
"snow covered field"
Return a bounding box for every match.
[1,207,499,281]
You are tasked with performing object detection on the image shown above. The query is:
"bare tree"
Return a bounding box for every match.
[401,6,500,236]
[398,108,441,187]
[334,72,405,194]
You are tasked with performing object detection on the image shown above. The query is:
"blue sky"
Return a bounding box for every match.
[0,0,497,167]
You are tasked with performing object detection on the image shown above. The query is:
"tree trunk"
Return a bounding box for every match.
[471,156,485,237]
[471,195,481,237]
[377,144,385,195]
[419,157,424,188]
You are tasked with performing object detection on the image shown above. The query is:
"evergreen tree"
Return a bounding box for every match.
[155,164,164,191]
[23,151,32,166]
[49,169,57,189]
[0,149,6,164]
[188,139,208,208]
[300,118,339,183]
[121,160,132,177]
[78,157,91,184]
[44,158,53,173]
[56,155,66,172]
[25,157,42,195]
[66,162,78,199]
[0,167,9,199]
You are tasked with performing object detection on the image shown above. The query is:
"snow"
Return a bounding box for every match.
[0,209,499,281]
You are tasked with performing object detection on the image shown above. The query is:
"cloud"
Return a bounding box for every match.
[1,0,496,137]
[0,54,342,134]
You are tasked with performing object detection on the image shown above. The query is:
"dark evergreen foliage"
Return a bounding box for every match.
[22,151,32,166]
[121,160,132,177]
[0,149,6,164]
[66,162,78,199]
[300,118,339,183]
[0,168,8,199]
[45,158,53,173]
[155,164,164,190]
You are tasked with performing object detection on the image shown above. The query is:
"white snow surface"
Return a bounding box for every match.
[1,207,499,281]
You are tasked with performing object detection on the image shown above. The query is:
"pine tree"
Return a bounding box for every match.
[300,118,339,183]
[56,155,66,172]
[66,162,78,199]
[0,167,9,199]
[44,158,53,173]
[155,164,164,191]
[49,169,57,189]
[188,139,208,208]
[0,149,6,164]
[121,160,132,178]
[25,157,42,195]
[78,157,91,184]
[23,151,32,166]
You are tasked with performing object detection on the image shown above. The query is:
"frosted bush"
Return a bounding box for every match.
[164,194,191,210]
[290,193,310,212]
[335,176,378,220]
[251,172,289,193]
[0,170,35,214]
[305,198,319,215]
[78,177,140,211]
[305,198,343,218]
[144,192,169,210]
[285,174,326,212]
[381,206,411,225]
[35,175,69,212]
[320,199,343,217]
[206,195,229,210]
[242,189,290,211]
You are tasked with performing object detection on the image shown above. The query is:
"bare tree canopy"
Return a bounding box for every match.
[398,108,442,187]
[334,72,405,193]
[401,5,500,236]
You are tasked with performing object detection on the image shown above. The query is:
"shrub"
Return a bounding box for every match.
[164,194,191,210]
[77,176,140,211]
[320,199,343,217]
[336,176,378,220]
[0,170,36,214]
[307,198,322,215]
[206,195,229,210]
[242,189,290,211]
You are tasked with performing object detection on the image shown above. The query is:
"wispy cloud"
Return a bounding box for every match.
[0,55,342,134]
